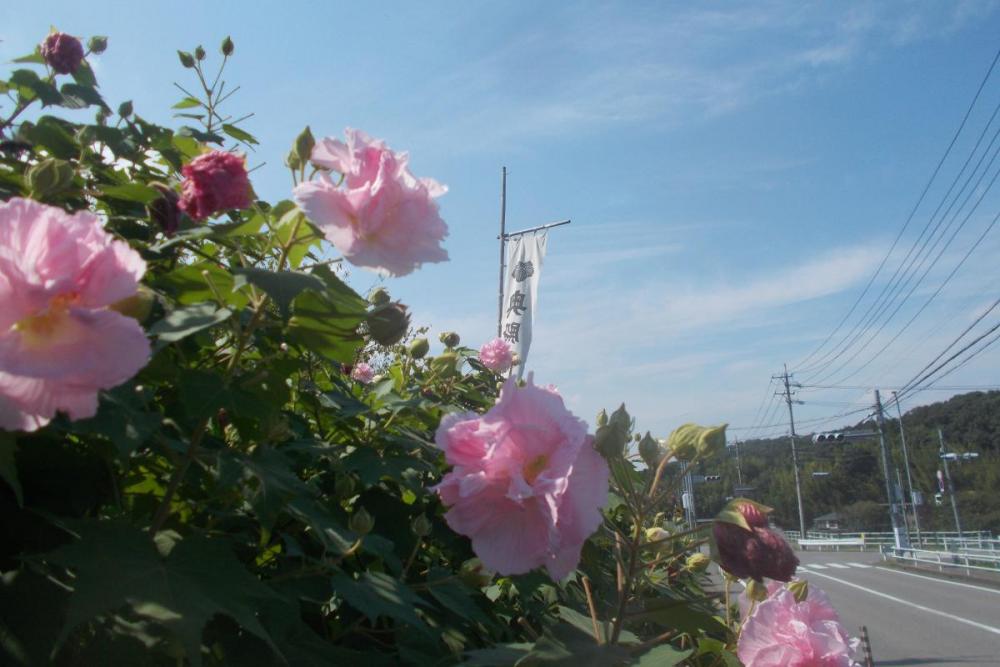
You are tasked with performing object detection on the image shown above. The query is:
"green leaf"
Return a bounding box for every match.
[0,433,23,506]
[155,262,249,309]
[426,568,492,626]
[463,644,534,666]
[218,447,315,535]
[273,210,319,269]
[172,97,202,109]
[44,521,282,666]
[331,572,431,635]
[148,303,233,346]
[19,116,79,158]
[222,123,258,145]
[10,69,62,106]
[70,384,162,459]
[12,51,45,64]
[286,290,365,363]
[59,83,107,110]
[232,268,325,318]
[634,644,693,666]
[177,125,224,145]
[97,183,160,204]
[177,370,233,423]
[71,62,98,87]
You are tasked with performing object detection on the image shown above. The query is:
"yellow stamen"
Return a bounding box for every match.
[523,454,549,484]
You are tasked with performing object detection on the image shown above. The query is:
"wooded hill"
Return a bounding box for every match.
[696,391,1000,533]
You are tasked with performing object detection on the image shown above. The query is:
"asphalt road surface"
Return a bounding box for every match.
[794,550,1000,666]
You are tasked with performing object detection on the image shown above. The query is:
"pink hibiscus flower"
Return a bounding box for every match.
[178,150,253,221]
[350,362,374,384]
[0,198,150,432]
[478,337,513,373]
[433,375,609,580]
[292,128,448,277]
[739,584,860,666]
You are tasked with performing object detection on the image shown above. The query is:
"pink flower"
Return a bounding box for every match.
[178,151,253,221]
[478,337,513,373]
[293,129,448,276]
[433,375,609,580]
[714,502,799,582]
[40,33,84,75]
[351,362,374,384]
[0,198,150,432]
[739,585,859,666]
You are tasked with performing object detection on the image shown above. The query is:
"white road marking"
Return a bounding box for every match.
[847,563,871,568]
[807,563,828,569]
[827,563,850,569]
[873,564,1000,595]
[805,569,1000,637]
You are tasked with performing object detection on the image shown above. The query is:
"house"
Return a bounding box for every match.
[812,511,843,531]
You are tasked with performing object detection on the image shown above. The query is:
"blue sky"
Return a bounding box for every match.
[5,1,1000,440]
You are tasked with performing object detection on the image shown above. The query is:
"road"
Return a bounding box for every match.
[794,550,1000,666]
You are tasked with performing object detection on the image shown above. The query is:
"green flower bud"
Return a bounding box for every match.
[411,514,433,537]
[645,527,670,544]
[109,286,156,323]
[87,36,108,55]
[177,50,196,68]
[366,302,410,346]
[459,558,492,588]
[439,331,460,348]
[285,148,301,171]
[349,507,374,535]
[594,403,630,459]
[221,36,235,56]
[117,100,133,118]
[294,125,315,166]
[27,158,74,198]
[638,431,662,468]
[787,579,809,603]
[633,432,642,443]
[368,287,391,305]
[409,337,430,359]
[685,552,710,573]
[334,475,356,500]
[667,423,701,461]
[194,45,206,61]
[746,578,769,602]
[595,409,608,428]
[696,424,728,460]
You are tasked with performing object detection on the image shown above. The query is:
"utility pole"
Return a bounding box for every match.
[891,391,921,546]
[496,167,507,338]
[776,365,807,539]
[874,390,909,549]
[735,440,744,487]
[938,428,963,539]
[682,470,697,530]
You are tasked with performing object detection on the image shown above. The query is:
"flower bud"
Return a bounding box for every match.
[713,499,798,582]
[439,331,460,348]
[368,287,391,305]
[685,552,710,573]
[148,182,181,237]
[221,36,235,56]
[458,558,492,588]
[334,475,356,500]
[667,423,701,461]
[638,431,662,468]
[594,403,630,459]
[696,423,728,460]
[41,33,85,75]
[87,35,108,55]
[411,514,433,537]
[510,352,520,367]
[194,45,206,61]
[645,527,670,544]
[118,100,133,118]
[787,578,809,603]
[366,302,410,346]
[109,286,156,323]
[285,148,301,171]
[177,50,196,68]
[595,409,608,428]
[746,578,769,602]
[408,337,430,359]
[27,158,74,198]
[633,432,642,443]
[294,125,315,167]
[349,507,374,535]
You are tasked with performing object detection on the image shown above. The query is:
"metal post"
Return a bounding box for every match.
[496,167,507,337]
[780,365,807,539]
[938,428,963,540]
[735,440,744,487]
[874,390,909,549]
[892,391,922,546]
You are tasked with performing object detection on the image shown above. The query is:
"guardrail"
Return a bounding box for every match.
[786,530,994,550]
[882,546,1000,577]
[798,538,866,551]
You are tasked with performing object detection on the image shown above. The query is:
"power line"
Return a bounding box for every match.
[792,46,1000,373]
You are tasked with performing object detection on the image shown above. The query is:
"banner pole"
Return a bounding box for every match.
[497,166,507,338]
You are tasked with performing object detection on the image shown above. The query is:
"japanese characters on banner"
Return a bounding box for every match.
[501,231,548,378]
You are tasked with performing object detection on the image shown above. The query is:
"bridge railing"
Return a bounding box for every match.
[881,545,1000,577]
[785,529,994,551]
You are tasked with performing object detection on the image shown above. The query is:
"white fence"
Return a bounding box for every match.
[882,546,1000,576]
[786,530,994,551]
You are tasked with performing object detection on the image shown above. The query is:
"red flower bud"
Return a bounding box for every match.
[40,33,85,75]
[713,502,798,582]
[178,151,253,221]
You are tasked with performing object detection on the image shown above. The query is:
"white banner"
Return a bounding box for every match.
[501,232,548,377]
